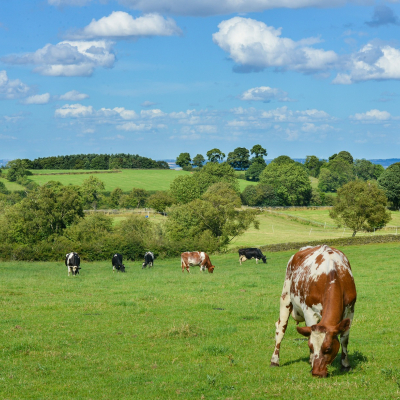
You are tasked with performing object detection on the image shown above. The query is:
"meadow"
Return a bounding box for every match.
[1,243,399,399]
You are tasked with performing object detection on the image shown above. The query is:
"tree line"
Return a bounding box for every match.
[4,153,169,176]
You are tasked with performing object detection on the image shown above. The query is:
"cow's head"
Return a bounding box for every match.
[262,256,267,264]
[208,265,215,273]
[72,266,81,276]
[142,262,147,269]
[120,264,126,272]
[297,319,351,377]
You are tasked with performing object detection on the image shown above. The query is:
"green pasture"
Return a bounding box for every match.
[0,177,24,191]
[278,208,400,228]
[1,243,399,399]
[25,169,256,192]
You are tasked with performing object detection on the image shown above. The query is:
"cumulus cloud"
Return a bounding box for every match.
[55,104,138,120]
[22,93,51,105]
[350,109,395,122]
[239,86,293,102]
[141,100,157,107]
[0,70,31,99]
[365,5,399,27]
[2,40,115,77]
[70,12,182,39]
[55,104,94,118]
[116,122,153,131]
[59,90,89,101]
[213,17,338,74]
[333,42,400,84]
[117,0,372,17]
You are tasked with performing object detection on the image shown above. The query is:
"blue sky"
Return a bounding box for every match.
[1,0,400,161]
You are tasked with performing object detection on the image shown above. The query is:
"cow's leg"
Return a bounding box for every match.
[256,258,259,264]
[68,267,70,276]
[113,265,115,273]
[270,279,292,367]
[239,257,241,265]
[340,308,354,371]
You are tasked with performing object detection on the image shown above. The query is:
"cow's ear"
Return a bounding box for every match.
[333,319,351,336]
[296,326,312,337]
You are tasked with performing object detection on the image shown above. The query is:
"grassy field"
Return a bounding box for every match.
[1,243,399,399]
[0,176,25,191]
[24,170,257,192]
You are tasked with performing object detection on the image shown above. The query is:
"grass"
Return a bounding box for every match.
[26,169,256,192]
[0,243,399,398]
[0,177,25,191]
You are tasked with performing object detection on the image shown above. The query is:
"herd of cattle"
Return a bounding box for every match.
[65,244,356,378]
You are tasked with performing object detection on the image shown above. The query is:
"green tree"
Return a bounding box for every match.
[206,148,225,163]
[304,155,325,177]
[166,182,259,250]
[176,152,192,168]
[194,162,239,193]
[192,154,205,168]
[1,184,84,243]
[259,162,312,206]
[170,175,201,204]
[378,162,400,209]
[329,180,391,236]
[146,191,175,214]
[374,164,385,180]
[227,147,250,170]
[245,161,266,181]
[6,159,28,182]
[241,184,279,206]
[0,181,8,194]
[110,187,123,208]
[318,158,355,192]
[271,155,295,165]
[336,151,354,164]
[120,188,148,208]
[81,176,105,210]
[250,144,267,158]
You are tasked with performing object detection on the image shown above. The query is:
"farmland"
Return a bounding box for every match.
[0,243,399,399]
[3,169,257,192]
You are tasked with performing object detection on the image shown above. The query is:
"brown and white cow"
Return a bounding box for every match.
[181,251,215,273]
[270,245,356,377]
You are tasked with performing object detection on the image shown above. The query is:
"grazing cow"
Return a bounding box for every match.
[65,252,81,276]
[181,251,215,273]
[142,252,154,269]
[238,248,267,265]
[270,245,356,377]
[112,253,126,273]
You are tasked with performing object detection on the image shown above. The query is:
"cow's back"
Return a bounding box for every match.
[287,245,355,308]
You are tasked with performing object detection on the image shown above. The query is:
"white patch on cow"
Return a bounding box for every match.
[311,303,323,323]
[310,331,326,365]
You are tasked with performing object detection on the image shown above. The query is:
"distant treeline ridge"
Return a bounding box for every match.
[11,153,169,170]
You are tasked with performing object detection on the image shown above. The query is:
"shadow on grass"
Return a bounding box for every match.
[329,350,369,376]
[281,356,310,367]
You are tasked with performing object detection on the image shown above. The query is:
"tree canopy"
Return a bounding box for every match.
[206,148,225,163]
[259,162,312,205]
[378,162,400,209]
[176,152,192,168]
[329,180,391,236]
[227,147,250,170]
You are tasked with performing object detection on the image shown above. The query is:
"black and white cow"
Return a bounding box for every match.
[112,253,126,273]
[142,252,154,269]
[65,252,81,276]
[238,248,267,265]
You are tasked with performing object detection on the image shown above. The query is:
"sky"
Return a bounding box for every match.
[1,1,400,161]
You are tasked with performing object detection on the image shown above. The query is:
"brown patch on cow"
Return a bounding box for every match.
[281,293,287,300]
[315,254,325,268]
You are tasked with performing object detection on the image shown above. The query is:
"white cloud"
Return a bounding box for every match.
[117,0,374,17]
[213,17,338,73]
[116,122,152,131]
[239,86,293,102]
[55,104,94,118]
[59,90,89,101]
[333,43,400,84]
[141,100,157,107]
[23,93,51,105]
[2,40,115,77]
[71,12,182,39]
[140,109,166,118]
[261,106,332,122]
[350,109,395,122]
[0,70,31,99]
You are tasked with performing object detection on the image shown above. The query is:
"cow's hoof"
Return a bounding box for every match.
[341,365,352,372]
[270,362,279,367]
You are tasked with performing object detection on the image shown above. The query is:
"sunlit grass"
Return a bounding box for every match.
[0,243,399,398]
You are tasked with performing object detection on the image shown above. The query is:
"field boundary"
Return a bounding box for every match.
[30,170,122,176]
[237,234,400,253]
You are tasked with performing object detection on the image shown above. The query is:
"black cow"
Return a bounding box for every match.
[65,252,81,276]
[112,253,126,273]
[142,252,154,269]
[238,248,267,265]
